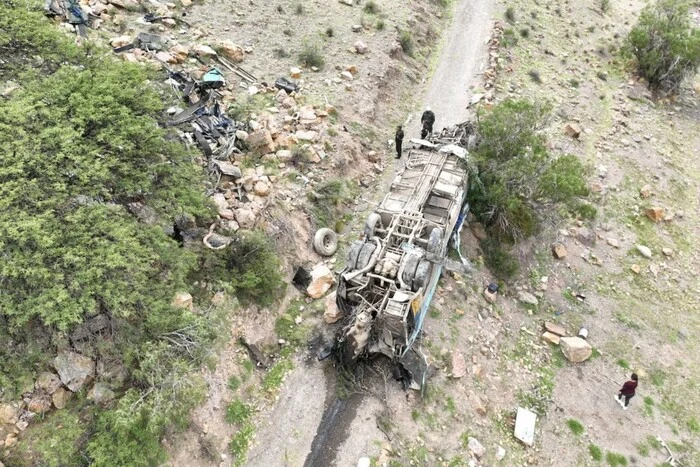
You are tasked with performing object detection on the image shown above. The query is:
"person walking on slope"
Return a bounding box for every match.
[420,106,435,140]
[395,125,404,159]
[615,373,639,410]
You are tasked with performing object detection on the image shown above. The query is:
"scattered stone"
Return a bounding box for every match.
[636,244,652,258]
[324,291,342,324]
[172,292,193,309]
[575,227,595,246]
[496,446,506,461]
[354,40,369,54]
[483,287,497,303]
[645,207,664,223]
[564,122,582,138]
[467,437,486,458]
[290,67,302,79]
[544,322,567,336]
[517,291,539,307]
[27,394,52,414]
[5,433,18,448]
[662,247,673,256]
[212,160,242,178]
[649,264,659,277]
[180,0,192,6]
[0,403,20,425]
[54,351,95,392]
[109,35,132,48]
[88,383,116,405]
[295,130,318,141]
[514,407,537,446]
[306,264,335,299]
[155,51,177,64]
[248,129,276,154]
[451,350,467,379]
[560,336,593,363]
[234,208,256,229]
[351,24,362,32]
[551,242,567,259]
[52,387,71,409]
[640,184,652,198]
[191,44,217,57]
[541,331,561,345]
[340,71,353,81]
[340,0,353,4]
[253,181,270,196]
[35,372,62,395]
[630,264,641,274]
[606,238,620,248]
[218,40,244,62]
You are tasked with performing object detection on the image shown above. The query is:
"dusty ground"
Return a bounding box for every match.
[170,0,700,465]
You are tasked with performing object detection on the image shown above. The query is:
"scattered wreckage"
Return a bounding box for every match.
[331,123,476,390]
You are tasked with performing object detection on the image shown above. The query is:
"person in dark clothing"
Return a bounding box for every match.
[395,125,404,159]
[420,106,435,139]
[615,373,639,410]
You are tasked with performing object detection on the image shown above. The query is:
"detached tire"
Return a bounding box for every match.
[313,228,338,256]
[412,259,432,292]
[427,228,444,255]
[364,213,382,239]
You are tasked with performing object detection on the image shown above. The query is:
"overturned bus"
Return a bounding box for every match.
[334,123,473,390]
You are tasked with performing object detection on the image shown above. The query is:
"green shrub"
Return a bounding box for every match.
[467,100,590,242]
[298,40,325,69]
[294,2,303,14]
[325,26,334,37]
[480,239,519,278]
[11,411,85,466]
[505,6,516,23]
[225,399,253,424]
[376,18,386,30]
[226,231,285,307]
[605,451,628,466]
[600,0,611,13]
[625,0,700,92]
[528,69,541,82]
[364,0,379,14]
[230,424,255,466]
[399,30,415,57]
[566,418,585,435]
[589,443,603,461]
[228,375,242,391]
[307,178,358,229]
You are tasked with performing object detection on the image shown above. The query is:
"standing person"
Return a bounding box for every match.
[420,106,435,139]
[395,125,404,159]
[615,373,639,410]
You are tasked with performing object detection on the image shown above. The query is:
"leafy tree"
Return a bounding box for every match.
[467,99,591,244]
[625,0,700,92]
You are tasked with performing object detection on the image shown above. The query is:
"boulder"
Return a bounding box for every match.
[234,208,256,229]
[645,207,664,223]
[575,226,595,246]
[212,160,242,178]
[551,242,567,259]
[606,237,620,248]
[276,149,293,162]
[192,44,217,57]
[483,288,497,303]
[560,336,592,363]
[451,350,467,378]
[340,71,353,81]
[109,35,132,48]
[54,351,95,392]
[467,437,486,458]
[639,184,652,198]
[253,181,271,196]
[564,123,582,138]
[662,247,673,256]
[172,292,193,309]
[517,291,539,307]
[180,0,192,6]
[52,387,72,410]
[218,40,244,62]
[544,322,567,336]
[541,331,561,345]
[306,264,335,299]
[290,67,302,79]
[630,264,641,274]
[354,40,369,54]
[35,372,62,395]
[155,51,177,64]
[27,395,52,414]
[323,291,342,324]
[636,244,652,258]
[496,446,506,461]
[0,403,20,425]
[88,383,116,405]
[248,129,276,154]
[295,130,318,142]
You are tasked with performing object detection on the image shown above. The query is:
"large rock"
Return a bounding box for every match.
[54,351,95,392]
[172,292,193,309]
[88,383,115,406]
[35,372,62,395]
[323,291,342,324]
[467,437,486,458]
[517,291,539,307]
[645,207,664,222]
[306,264,335,299]
[192,44,217,57]
[541,331,561,345]
[551,242,567,259]
[234,208,256,229]
[354,40,369,54]
[560,336,593,363]
[451,350,467,379]
[575,227,595,246]
[636,244,652,258]
[544,322,567,336]
[109,35,132,48]
[52,387,72,409]
[248,129,276,154]
[28,395,52,414]
[564,123,582,138]
[253,181,271,196]
[218,40,244,62]
[0,403,21,425]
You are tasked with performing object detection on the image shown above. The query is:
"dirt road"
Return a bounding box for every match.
[249,1,495,466]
